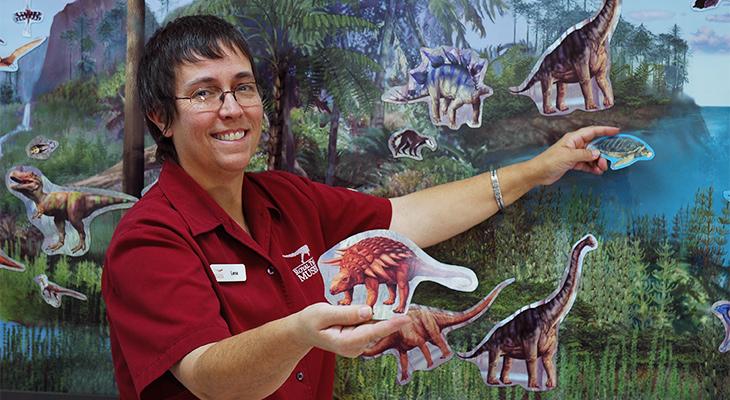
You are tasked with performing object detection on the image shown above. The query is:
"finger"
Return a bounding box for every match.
[573,148,601,163]
[568,126,620,147]
[597,157,609,171]
[574,162,604,175]
[316,304,373,328]
[353,316,410,345]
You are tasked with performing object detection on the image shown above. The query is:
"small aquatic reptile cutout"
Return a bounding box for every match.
[388,129,437,161]
[319,230,478,320]
[459,235,598,391]
[362,278,514,384]
[511,0,621,116]
[587,134,654,170]
[382,46,492,130]
[6,166,137,256]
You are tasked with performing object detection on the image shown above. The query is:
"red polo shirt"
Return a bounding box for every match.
[102,161,391,400]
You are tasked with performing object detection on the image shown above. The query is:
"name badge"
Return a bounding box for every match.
[210,264,246,282]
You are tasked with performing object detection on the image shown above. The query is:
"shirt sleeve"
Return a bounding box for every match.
[103,216,231,399]
[293,175,393,248]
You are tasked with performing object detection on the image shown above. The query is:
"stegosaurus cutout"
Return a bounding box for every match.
[318,230,479,320]
[382,46,492,130]
[6,166,137,257]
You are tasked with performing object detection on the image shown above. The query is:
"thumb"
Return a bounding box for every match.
[316,304,373,328]
[573,148,601,163]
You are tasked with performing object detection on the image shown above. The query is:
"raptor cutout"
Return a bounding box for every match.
[318,230,479,320]
[459,234,598,391]
[511,0,621,116]
[6,166,137,256]
[388,129,437,161]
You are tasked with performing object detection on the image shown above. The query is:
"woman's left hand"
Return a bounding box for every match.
[528,125,620,186]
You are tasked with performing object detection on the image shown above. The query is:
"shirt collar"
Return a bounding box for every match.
[157,161,280,236]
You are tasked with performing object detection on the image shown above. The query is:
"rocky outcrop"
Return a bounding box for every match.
[33,0,158,98]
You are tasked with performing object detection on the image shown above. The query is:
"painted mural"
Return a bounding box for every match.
[0,0,729,398]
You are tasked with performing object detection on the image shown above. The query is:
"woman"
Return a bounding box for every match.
[102,15,617,400]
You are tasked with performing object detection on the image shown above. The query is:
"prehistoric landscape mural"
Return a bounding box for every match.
[1,0,729,398]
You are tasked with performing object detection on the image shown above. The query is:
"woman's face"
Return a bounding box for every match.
[162,45,264,182]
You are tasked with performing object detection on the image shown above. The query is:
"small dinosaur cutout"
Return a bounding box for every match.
[0,248,24,272]
[34,274,87,308]
[6,166,137,256]
[712,300,730,353]
[388,129,437,161]
[693,0,723,10]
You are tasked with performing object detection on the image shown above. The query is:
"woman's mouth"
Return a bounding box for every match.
[212,130,247,141]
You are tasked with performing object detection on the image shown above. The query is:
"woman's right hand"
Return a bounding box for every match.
[293,302,409,358]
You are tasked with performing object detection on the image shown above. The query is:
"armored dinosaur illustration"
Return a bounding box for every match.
[0,250,24,272]
[0,37,45,72]
[34,274,87,308]
[325,235,475,314]
[459,234,598,390]
[712,300,730,353]
[388,129,437,161]
[511,0,621,114]
[409,48,491,128]
[8,168,136,253]
[363,278,514,383]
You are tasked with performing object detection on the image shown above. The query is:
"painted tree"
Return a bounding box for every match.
[233,0,377,172]
[123,0,145,197]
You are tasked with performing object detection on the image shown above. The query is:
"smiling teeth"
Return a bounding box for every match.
[215,131,246,141]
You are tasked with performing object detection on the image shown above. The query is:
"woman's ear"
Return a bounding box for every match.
[148,111,172,138]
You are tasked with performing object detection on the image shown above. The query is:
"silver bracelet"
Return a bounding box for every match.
[490,169,505,211]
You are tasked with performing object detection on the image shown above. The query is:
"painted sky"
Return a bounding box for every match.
[0,0,728,105]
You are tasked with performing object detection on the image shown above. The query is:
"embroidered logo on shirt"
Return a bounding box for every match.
[283,244,318,282]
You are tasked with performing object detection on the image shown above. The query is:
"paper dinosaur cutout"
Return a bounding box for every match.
[712,300,730,353]
[511,0,621,116]
[459,235,598,391]
[587,133,654,170]
[6,166,137,256]
[319,230,479,320]
[13,1,43,37]
[383,46,492,130]
[0,248,25,272]
[693,0,723,10]
[34,274,87,308]
[0,37,46,72]
[388,129,437,161]
[26,135,59,160]
[362,278,515,384]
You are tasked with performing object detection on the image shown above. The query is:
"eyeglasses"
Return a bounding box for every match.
[175,83,262,111]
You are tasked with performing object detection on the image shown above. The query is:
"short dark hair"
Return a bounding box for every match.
[137,15,258,162]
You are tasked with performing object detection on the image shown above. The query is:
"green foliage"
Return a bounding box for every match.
[0,81,17,105]
[479,46,536,122]
[96,64,126,100]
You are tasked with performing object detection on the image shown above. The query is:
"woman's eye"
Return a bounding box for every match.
[192,88,214,100]
[236,83,256,93]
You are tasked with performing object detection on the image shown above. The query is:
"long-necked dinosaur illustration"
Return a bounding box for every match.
[459,234,598,390]
[362,278,514,384]
[511,0,621,114]
[7,167,136,254]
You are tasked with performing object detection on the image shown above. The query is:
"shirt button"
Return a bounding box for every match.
[266,266,276,276]
[296,371,304,381]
